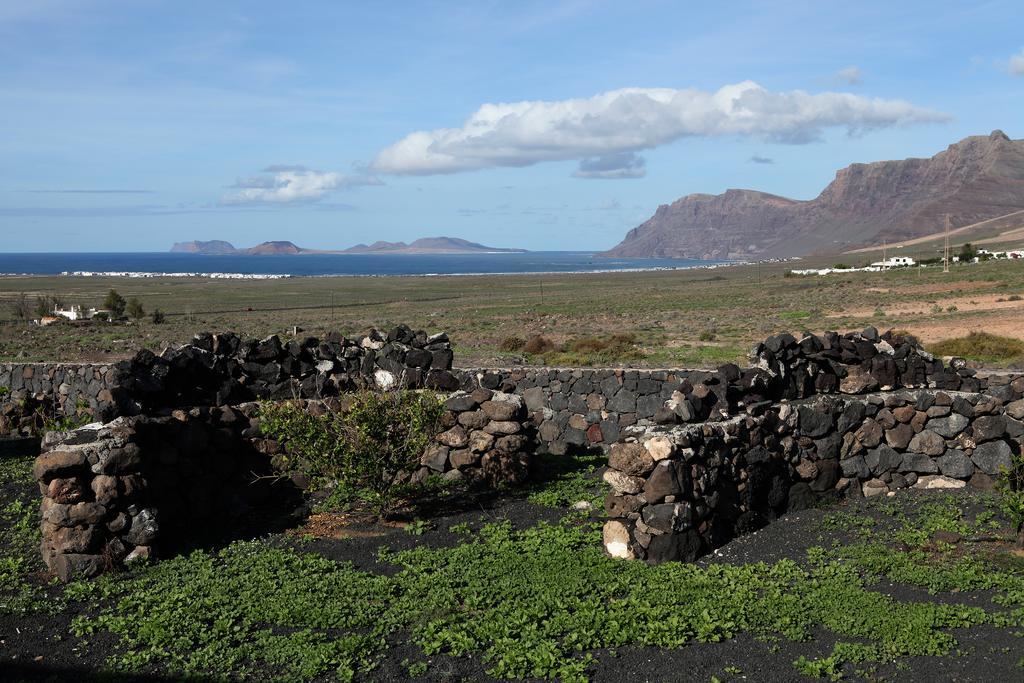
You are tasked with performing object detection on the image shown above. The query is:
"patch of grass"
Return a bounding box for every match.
[929,331,1024,364]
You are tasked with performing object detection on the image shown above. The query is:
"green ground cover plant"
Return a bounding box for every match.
[64,511,1022,682]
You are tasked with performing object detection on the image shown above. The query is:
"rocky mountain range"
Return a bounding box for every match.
[603,130,1024,259]
[171,236,525,255]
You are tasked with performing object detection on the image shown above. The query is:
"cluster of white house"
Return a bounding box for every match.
[36,305,109,326]
[790,248,1024,276]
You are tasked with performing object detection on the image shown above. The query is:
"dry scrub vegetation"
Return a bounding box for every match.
[1,257,1024,367]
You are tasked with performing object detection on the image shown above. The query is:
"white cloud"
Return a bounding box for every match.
[1010,48,1024,76]
[835,66,863,85]
[222,167,382,203]
[372,81,947,176]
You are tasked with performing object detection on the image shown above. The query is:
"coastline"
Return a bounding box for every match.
[0,251,745,279]
[0,261,748,280]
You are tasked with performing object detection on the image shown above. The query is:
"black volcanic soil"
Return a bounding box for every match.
[2,458,1022,682]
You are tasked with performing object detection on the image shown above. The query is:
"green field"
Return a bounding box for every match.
[2,256,1024,367]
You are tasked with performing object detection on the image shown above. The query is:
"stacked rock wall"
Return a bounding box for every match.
[2,325,456,435]
[0,363,126,435]
[417,390,534,487]
[36,391,535,580]
[35,410,295,581]
[603,389,1024,564]
[455,364,1024,455]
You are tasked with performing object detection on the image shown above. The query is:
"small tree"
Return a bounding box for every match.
[10,293,31,320]
[103,289,126,318]
[126,297,145,320]
[958,242,977,262]
[34,294,65,318]
[151,309,166,324]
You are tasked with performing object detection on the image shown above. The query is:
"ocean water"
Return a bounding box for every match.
[0,252,730,277]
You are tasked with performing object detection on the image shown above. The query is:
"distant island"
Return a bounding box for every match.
[170,237,527,255]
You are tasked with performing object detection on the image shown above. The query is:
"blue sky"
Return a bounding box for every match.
[1,1,1022,252]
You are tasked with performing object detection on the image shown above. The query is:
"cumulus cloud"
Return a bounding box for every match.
[749,155,775,164]
[222,167,382,203]
[573,151,646,179]
[1010,48,1024,76]
[834,66,863,85]
[371,81,946,176]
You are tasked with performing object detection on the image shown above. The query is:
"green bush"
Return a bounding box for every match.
[929,331,1024,364]
[997,451,1024,549]
[498,335,525,352]
[126,297,145,320]
[103,289,126,318]
[259,390,445,515]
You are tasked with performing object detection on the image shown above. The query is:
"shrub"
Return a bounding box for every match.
[126,297,145,320]
[150,309,166,324]
[9,293,31,320]
[929,332,1024,364]
[34,295,64,318]
[523,334,556,354]
[259,390,445,515]
[498,335,525,352]
[91,311,109,322]
[103,289,126,318]
[997,451,1024,549]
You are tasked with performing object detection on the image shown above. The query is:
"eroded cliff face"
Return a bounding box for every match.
[604,131,1024,259]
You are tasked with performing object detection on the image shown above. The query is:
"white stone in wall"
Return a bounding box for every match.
[603,520,634,560]
[374,369,396,390]
[645,436,674,461]
[913,475,967,490]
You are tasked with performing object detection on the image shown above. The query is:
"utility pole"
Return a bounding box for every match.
[943,214,951,274]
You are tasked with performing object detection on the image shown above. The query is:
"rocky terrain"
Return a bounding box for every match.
[604,130,1024,259]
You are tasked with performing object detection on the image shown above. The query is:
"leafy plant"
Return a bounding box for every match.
[997,450,1024,549]
[405,519,432,536]
[150,308,166,324]
[259,390,444,515]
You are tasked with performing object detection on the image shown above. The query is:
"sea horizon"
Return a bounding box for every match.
[0,251,735,278]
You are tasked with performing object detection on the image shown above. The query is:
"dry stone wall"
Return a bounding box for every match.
[602,389,1024,564]
[2,324,456,436]
[459,328,1024,454]
[36,391,535,580]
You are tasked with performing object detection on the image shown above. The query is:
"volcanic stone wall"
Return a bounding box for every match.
[36,391,536,580]
[602,389,1024,564]
[1,325,457,435]
[457,328,1024,453]
[0,364,126,436]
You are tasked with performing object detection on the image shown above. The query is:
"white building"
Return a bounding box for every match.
[869,256,916,268]
[53,305,102,321]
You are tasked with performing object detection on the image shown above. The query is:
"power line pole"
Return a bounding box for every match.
[943,214,951,274]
